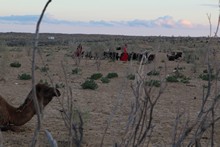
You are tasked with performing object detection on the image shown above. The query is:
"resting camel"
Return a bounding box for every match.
[0,83,61,131]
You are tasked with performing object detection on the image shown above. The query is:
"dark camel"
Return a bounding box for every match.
[0,83,61,131]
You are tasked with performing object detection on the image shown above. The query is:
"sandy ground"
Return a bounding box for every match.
[0,45,220,147]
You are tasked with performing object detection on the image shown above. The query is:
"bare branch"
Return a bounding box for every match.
[30,0,52,146]
[207,13,212,37]
[45,130,58,147]
[214,0,220,37]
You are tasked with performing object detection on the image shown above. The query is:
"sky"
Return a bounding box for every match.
[0,0,219,36]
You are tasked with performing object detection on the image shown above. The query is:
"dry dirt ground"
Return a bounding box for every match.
[0,43,220,147]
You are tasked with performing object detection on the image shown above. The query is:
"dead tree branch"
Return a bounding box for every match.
[118,55,167,147]
[172,5,220,145]
[30,0,52,146]
[57,61,84,147]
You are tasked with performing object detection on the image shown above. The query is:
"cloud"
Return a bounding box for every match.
[0,14,195,29]
[125,16,175,28]
[153,16,175,28]
[0,14,208,36]
[125,16,194,29]
[178,19,193,28]
[0,15,39,24]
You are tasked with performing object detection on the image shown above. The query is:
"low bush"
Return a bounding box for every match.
[166,73,191,83]
[90,73,103,80]
[199,73,215,81]
[127,74,135,80]
[18,73,31,80]
[145,80,161,87]
[180,76,191,84]
[203,68,213,74]
[10,61,21,68]
[101,77,110,83]
[40,66,49,72]
[106,72,118,79]
[147,70,160,76]
[174,66,185,71]
[81,79,98,90]
[166,75,179,82]
[72,68,81,75]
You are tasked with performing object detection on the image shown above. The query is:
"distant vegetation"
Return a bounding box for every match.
[10,61,21,68]
[18,73,32,80]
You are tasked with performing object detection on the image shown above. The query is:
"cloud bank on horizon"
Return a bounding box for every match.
[0,0,218,36]
[0,14,210,36]
[0,14,195,28]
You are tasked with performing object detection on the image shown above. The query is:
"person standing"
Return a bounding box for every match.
[120,44,129,61]
[75,43,83,57]
[73,43,83,66]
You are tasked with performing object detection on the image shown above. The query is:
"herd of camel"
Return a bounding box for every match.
[0,83,61,131]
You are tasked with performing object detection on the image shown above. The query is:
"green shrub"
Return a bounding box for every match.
[180,76,191,84]
[166,73,191,83]
[72,68,81,75]
[147,70,160,76]
[127,74,135,80]
[10,61,21,68]
[101,77,110,83]
[174,66,185,71]
[166,75,179,82]
[40,66,49,72]
[90,73,103,80]
[107,72,118,79]
[18,73,31,80]
[199,73,215,81]
[145,80,161,87]
[81,79,98,90]
[203,68,213,74]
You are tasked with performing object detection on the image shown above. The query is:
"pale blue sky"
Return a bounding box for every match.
[0,0,218,36]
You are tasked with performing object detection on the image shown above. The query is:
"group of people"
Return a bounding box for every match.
[73,43,129,61]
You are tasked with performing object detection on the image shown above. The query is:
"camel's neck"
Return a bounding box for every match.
[8,91,39,126]
[8,100,36,126]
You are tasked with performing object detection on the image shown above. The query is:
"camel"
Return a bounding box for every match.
[0,83,61,131]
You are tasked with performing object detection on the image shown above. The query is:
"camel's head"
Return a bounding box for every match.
[36,83,61,107]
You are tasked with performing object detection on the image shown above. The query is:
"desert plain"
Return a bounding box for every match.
[0,33,220,147]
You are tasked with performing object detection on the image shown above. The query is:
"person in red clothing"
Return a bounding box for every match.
[120,44,129,61]
[74,43,83,57]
